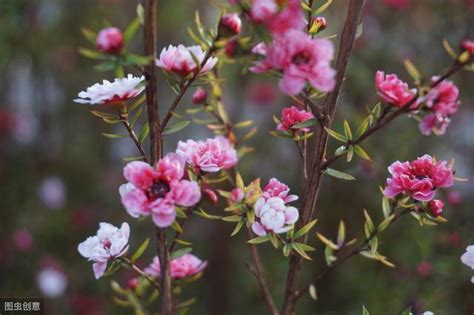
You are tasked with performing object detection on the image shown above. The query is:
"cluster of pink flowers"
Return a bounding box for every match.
[418,77,460,136]
[176,136,238,173]
[96,27,124,54]
[383,155,454,216]
[251,30,336,95]
[375,71,416,107]
[78,222,130,279]
[156,45,218,77]
[277,106,315,133]
[249,0,305,35]
[252,178,299,236]
[119,154,201,228]
[145,253,207,279]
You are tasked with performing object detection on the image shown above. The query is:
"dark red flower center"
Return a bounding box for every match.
[292,51,311,65]
[148,181,170,200]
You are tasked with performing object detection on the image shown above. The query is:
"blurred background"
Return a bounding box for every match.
[0,0,473,314]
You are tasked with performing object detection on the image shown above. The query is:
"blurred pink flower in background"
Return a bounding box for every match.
[246,82,277,106]
[416,261,432,278]
[38,176,66,210]
[13,228,33,252]
[36,266,67,298]
[120,155,201,227]
[145,253,207,279]
[375,71,416,107]
[383,0,412,10]
[276,106,315,133]
[176,136,238,173]
[250,0,305,35]
[156,45,218,76]
[96,27,123,54]
[74,75,145,105]
[252,197,299,236]
[77,222,130,279]
[251,30,335,95]
[447,191,462,205]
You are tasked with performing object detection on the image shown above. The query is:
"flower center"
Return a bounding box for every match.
[102,238,112,249]
[148,181,170,200]
[292,51,311,65]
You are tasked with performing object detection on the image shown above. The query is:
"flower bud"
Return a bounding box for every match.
[428,199,444,217]
[460,39,474,55]
[218,13,242,38]
[230,188,244,203]
[204,188,218,204]
[192,88,208,104]
[225,39,239,57]
[96,27,124,54]
[127,278,139,290]
[313,16,327,31]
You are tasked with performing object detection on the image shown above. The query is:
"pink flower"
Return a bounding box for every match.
[461,39,474,54]
[277,106,315,133]
[418,77,459,136]
[250,30,336,95]
[192,88,207,104]
[156,45,218,77]
[230,188,244,203]
[383,155,454,202]
[218,13,242,37]
[263,178,298,203]
[250,0,305,35]
[74,75,145,105]
[252,197,299,236]
[119,154,201,228]
[78,222,130,279]
[417,261,432,278]
[176,136,238,173]
[13,228,33,252]
[375,71,416,107]
[96,27,123,54]
[428,199,444,217]
[145,253,207,279]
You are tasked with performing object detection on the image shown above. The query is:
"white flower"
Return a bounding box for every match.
[461,245,474,283]
[251,197,299,236]
[74,74,144,105]
[36,268,67,298]
[156,44,218,76]
[78,222,130,279]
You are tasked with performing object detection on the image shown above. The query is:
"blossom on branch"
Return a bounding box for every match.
[250,0,305,35]
[145,253,207,279]
[96,27,124,54]
[74,75,145,105]
[276,106,315,133]
[252,197,299,236]
[156,45,218,77]
[77,222,130,279]
[263,177,298,203]
[375,71,416,107]
[119,154,201,228]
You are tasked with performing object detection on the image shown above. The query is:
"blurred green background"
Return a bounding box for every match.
[0,0,473,314]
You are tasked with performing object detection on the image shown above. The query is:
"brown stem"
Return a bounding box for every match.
[119,113,149,163]
[294,208,411,301]
[157,229,174,314]
[321,60,467,170]
[280,2,365,314]
[246,228,279,315]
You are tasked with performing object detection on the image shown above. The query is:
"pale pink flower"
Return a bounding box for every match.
[192,88,207,104]
[277,106,315,133]
[263,178,298,203]
[145,253,207,279]
[250,0,304,35]
[78,222,130,279]
[156,45,218,76]
[74,75,145,105]
[461,245,474,283]
[252,197,299,236]
[38,176,66,210]
[375,71,416,107]
[428,199,444,217]
[218,13,242,37]
[119,154,201,228]
[96,27,123,54]
[418,114,450,136]
[383,155,454,202]
[36,267,67,298]
[250,30,336,95]
[176,136,238,173]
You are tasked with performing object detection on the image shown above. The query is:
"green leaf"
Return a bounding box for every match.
[363,209,376,237]
[403,59,421,81]
[355,22,363,40]
[378,214,395,233]
[136,4,145,24]
[346,145,354,162]
[443,38,457,59]
[337,220,346,246]
[131,238,150,263]
[194,208,222,220]
[162,120,190,135]
[81,27,97,44]
[94,61,115,72]
[315,0,333,14]
[270,130,293,139]
[362,305,370,315]
[171,220,183,233]
[102,133,128,139]
[294,219,318,239]
[325,168,356,180]
[291,243,312,260]
[317,233,339,250]
[125,53,153,66]
[369,236,378,253]
[401,306,412,315]
[353,145,371,161]
[171,247,192,259]
[78,48,107,60]
[354,117,369,139]
[124,18,141,43]
[234,120,254,128]
[247,235,269,244]
[343,120,353,140]
[292,119,317,129]
[222,215,242,222]
[230,220,245,236]
[268,232,279,249]
[129,94,146,112]
[324,127,347,142]
[138,123,149,142]
[324,245,337,265]
[123,156,144,162]
[382,197,391,218]
[309,284,317,300]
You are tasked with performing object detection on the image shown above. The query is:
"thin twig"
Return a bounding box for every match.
[121,257,161,292]
[119,113,149,163]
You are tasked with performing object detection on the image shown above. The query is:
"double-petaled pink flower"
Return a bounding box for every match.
[156,45,218,77]
[252,197,299,236]
[419,77,460,136]
[250,0,304,35]
[250,30,336,95]
[263,177,299,203]
[119,154,201,228]
[145,253,207,279]
[375,71,416,107]
[176,136,238,173]
[277,106,315,133]
[96,27,124,54]
[383,155,454,202]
